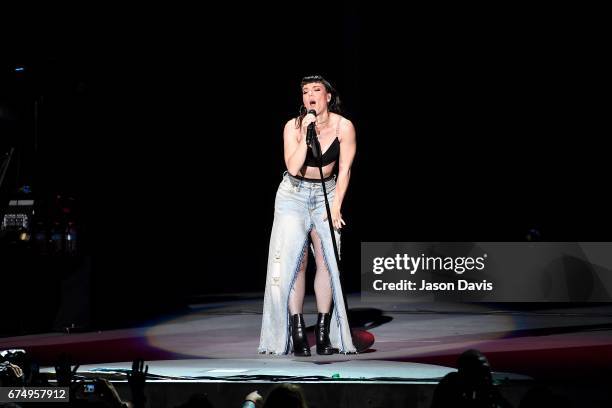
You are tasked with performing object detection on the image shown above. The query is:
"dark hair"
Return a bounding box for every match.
[263,383,308,408]
[457,348,493,386]
[296,75,342,128]
[175,393,215,408]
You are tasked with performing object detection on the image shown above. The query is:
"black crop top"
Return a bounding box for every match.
[305,137,339,167]
[304,120,341,167]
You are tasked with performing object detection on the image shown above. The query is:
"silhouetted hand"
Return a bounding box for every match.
[90,378,125,408]
[54,354,79,387]
[26,360,48,386]
[0,362,24,386]
[127,359,148,408]
[244,390,263,408]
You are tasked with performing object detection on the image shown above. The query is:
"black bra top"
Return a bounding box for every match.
[305,137,340,167]
[304,119,342,167]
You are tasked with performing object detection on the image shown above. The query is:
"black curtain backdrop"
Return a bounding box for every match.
[2,3,607,330]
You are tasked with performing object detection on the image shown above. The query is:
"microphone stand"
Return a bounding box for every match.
[307,125,354,346]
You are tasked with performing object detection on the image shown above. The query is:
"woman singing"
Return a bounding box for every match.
[258,75,357,356]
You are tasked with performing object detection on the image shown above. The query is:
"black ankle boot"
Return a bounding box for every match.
[291,314,311,357]
[316,312,334,355]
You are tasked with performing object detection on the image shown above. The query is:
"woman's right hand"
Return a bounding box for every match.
[301,111,317,141]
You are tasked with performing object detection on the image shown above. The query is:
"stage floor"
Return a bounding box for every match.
[2,293,612,383]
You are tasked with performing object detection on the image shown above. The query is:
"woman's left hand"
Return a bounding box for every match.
[325,203,346,230]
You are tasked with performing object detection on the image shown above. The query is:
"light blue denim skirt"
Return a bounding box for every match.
[258,172,356,355]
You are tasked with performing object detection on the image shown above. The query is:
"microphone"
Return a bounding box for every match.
[307,109,317,122]
[306,109,317,148]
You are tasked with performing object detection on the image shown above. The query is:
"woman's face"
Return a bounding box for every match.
[302,82,331,114]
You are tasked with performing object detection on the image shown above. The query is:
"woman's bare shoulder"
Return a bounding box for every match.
[284,117,300,131]
[335,114,353,126]
[335,114,355,141]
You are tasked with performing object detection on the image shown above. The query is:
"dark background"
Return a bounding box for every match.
[1,3,608,334]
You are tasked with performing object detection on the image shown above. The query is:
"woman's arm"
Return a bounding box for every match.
[284,119,308,176]
[331,118,357,229]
